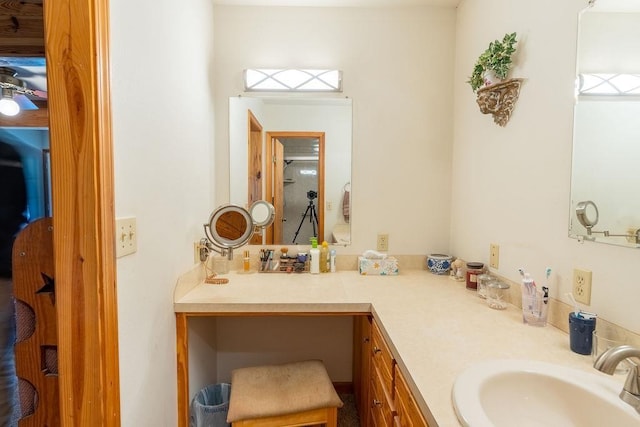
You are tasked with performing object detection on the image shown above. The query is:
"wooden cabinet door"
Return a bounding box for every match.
[354,315,372,426]
[394,365,430,427]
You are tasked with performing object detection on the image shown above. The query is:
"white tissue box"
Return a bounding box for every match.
[358,257,399,276]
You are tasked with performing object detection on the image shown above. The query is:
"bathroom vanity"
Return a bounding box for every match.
[174,268,604,427]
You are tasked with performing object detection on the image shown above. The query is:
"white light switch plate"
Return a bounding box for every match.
[116,217,137,258]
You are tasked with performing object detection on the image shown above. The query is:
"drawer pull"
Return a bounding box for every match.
[373,346,382,354]
[372,399,382,408]
[363,337,370,343]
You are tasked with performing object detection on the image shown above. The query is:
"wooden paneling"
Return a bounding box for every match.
[0,0,44,56]
[12,218,59,426]
[0,107,48,127]
[44,0,120,425]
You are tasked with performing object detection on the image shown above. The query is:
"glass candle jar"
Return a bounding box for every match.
[487,280,510,310]
[477,273,493,299]
[465,262,484,290]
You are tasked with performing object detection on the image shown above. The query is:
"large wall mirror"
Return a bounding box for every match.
[229,96,352,246]
[569,0,640,248]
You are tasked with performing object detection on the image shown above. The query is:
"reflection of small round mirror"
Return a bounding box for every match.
[576,200,599,229]
[250,200,275,228]
[206,205,254,249]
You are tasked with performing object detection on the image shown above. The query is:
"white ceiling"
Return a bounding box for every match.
[214,0,460,7]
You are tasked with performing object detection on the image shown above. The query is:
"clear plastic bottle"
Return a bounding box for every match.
[309,238,320,274]
[330,249,336,272]
[320,241,329,273]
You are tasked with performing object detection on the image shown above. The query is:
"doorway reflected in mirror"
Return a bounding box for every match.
[229,97,352,246]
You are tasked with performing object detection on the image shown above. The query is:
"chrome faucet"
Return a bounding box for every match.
[594,345,640,413]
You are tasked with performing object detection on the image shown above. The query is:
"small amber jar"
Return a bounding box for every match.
[465,262,484,290]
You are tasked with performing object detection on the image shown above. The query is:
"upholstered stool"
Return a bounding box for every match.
[227,360,343,426]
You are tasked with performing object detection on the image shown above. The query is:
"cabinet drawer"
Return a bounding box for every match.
[372,320,395,391]
[394,365,429,427]
[371,365,395,427]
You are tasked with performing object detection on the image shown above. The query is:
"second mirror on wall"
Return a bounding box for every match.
[229,96,352,246]
[569,0,640,248]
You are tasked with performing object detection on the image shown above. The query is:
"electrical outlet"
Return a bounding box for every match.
[194,242,201,264]
[115,217,137,258]
[194,239,210,263]
[573,268,592,305]
[489,243,499,269]
[377,234,389,251]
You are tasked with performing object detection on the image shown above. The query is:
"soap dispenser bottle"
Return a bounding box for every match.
[309,238,320,274]
[320,241,329,273]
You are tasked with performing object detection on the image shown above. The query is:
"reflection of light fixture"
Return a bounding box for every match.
[0,88,20,116]
[0,66,48,117]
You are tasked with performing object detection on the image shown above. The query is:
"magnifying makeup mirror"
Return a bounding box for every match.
[203,201,275,259]
[576,200,599,234]
[250,200,275,228]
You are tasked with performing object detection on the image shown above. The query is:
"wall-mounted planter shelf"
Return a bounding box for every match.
[476,78,523,127]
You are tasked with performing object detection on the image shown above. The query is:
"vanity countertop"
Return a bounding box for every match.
[174,269,616,427]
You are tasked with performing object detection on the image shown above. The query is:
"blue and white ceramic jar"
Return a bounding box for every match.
[427,253,453,275]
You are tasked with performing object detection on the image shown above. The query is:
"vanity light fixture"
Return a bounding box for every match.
[577,73,640,96]
[244,69,342,92]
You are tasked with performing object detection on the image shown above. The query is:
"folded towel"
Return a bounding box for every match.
[342,190,350,223]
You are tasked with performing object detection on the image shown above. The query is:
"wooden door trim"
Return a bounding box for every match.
[45,0,120,425]
[265,131,325,244]
[248,110,264,244]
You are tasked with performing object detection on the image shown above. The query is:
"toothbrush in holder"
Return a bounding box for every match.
[542,267,551,305]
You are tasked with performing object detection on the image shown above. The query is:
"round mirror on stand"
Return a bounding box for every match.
[576,200,599,234]
[250,200,275,228]
[205,205,254,253]
[203,201,276,260]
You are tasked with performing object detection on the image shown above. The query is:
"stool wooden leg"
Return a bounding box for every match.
[326,406,338,427]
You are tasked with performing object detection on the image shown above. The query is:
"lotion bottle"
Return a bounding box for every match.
[309,238,320,274]
[330,249,336,272]
[320,241,329,273]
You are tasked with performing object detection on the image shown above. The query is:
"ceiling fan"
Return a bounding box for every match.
[0,66,48,116]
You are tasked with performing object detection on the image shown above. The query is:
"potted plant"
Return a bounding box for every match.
[468,32,517,92]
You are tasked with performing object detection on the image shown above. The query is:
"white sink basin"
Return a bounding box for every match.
[452,359,640,427]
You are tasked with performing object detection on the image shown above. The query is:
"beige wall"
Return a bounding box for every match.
[452,0,640,335]
[110,0,216,424]
[214,5,457,256]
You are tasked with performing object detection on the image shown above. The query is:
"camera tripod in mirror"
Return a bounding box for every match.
[292,190,319,244]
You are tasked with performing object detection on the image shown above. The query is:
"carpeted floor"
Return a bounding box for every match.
[338,394,360,427]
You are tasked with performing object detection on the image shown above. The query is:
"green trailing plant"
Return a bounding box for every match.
[468,32,517,92]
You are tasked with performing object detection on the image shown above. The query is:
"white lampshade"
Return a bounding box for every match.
[0,97,20,116]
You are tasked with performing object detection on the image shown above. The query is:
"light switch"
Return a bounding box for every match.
[116,217,137,258]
